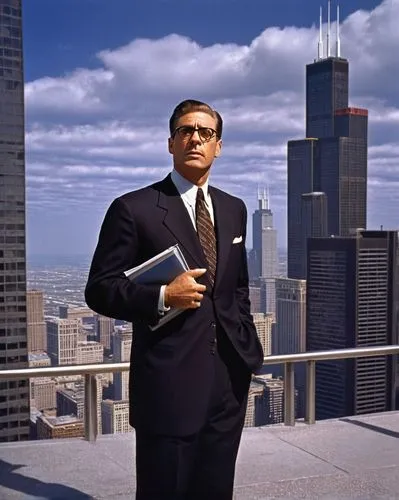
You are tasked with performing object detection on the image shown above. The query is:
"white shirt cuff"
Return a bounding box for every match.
[158,285,171,315]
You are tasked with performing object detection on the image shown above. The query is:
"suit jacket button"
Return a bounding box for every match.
[210,322,216,329]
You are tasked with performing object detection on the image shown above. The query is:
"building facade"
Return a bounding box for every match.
[113,329,132,401]
[0,0,29,442]
[36,415,84,440]
[76,341,103,365]
[46,318,80,366]
[252,312,273,356]
[101,400,132,434]
[95,314,114,353]
[27,290,46,352]
[275,278,307,355]
[307,231,399,419]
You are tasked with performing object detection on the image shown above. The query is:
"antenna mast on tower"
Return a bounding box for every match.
[318,6,324,60]
[336,4,341,57]
[327,0,331,57]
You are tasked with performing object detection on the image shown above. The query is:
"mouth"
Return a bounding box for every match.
[186,151,203,157]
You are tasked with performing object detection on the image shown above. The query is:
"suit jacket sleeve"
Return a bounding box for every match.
[85,197,161,324]
[235,201,258,341]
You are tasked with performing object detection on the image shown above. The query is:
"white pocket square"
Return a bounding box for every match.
[232,235,243,244]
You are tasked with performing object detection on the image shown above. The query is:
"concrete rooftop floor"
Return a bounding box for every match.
[0,411,398,499]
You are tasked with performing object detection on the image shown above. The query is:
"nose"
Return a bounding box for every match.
[189,129,202,144]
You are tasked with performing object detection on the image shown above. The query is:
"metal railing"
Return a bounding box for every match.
[1,345,398,442]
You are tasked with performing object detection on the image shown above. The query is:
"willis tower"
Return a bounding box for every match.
[287,2,368,279]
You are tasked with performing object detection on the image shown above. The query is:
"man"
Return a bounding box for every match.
[85,99,264,499]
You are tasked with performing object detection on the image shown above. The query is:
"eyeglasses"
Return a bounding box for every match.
[173,126,217,143]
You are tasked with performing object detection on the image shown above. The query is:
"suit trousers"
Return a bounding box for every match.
[134,329,251,500]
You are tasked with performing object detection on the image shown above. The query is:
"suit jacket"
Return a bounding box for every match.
[85,174,264,436]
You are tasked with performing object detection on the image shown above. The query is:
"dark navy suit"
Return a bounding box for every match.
[85,174,264,498]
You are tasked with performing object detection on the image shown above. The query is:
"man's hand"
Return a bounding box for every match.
[164,269,207,310]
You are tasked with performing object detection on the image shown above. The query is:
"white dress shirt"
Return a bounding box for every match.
[158,169,215,313]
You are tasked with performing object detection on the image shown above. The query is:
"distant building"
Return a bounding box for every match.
[113,329,132,401]
[244,383,264,427]
[36,414,84,440]
[260,277,277,316]
[249,285,261,314]
[251,188,278,313]
[252,313,273,357]
[27,290,47,352]
[28,352,51,368]
[275,277,307,416]
[287,11,368,279]
[31,378,56,412]
[46,317,80,366]
[76,341,103,365]
[253,374,298,426]
[95,315,114,353]
[59,305,94,321]
[307,230,399,420]
[253,374,284,426]
[275,278,307,355]
[101,400,132,434]
[57,377,102,434]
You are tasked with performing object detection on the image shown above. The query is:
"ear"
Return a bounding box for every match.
[168,137,174,155]
[214,139,222,158]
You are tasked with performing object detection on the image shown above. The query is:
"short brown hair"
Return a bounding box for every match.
[169,99,223,139]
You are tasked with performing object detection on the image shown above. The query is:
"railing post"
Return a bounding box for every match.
[305,360,316,425]
[84,373,98,443]
[284,362,295,426]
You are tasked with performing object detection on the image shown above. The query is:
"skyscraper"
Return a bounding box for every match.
[113,328,132,401]
[95,314,114,354]
[275,277,307,416]
[287,3,368,279]
[252,312,273,356]
[275,278,307,356]
[46,318,80,366]
[252,188,278,313]
[307,230,399,420]
[0,0,29,442]
[27,290,47,352]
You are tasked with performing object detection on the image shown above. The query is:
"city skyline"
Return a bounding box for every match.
[22,0,399,256]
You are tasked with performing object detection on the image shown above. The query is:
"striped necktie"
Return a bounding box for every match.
[195,188,217,286]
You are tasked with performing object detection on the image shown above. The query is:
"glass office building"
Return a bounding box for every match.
[307,231,399,420]
[287,53,368,279]
[0,0,29,442]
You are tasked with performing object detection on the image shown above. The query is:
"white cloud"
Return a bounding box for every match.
[24,0,399,254]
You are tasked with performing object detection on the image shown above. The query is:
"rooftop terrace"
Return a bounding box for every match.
[0,411,398,499]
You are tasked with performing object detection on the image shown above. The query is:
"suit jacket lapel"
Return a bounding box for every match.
[157,175,207,270]
[209,187,232,288]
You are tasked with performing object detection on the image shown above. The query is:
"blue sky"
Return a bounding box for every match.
[23,0,398,256]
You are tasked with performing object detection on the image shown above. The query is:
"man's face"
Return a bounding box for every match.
[168,111,222,184]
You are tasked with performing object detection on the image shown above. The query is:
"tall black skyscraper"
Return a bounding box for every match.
[287,3,368,279]
[306,231,399,420]
[0,0,30,441]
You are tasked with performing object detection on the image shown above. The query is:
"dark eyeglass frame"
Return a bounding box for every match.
[172,126,218,143]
